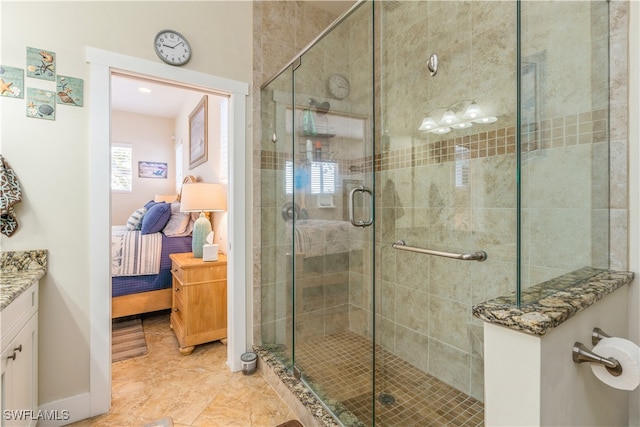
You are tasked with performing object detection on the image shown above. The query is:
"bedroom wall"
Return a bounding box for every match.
[0,0,252,413]
[174,92,229,252]
[111,110,177,225]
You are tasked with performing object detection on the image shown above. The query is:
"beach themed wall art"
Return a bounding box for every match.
[56,75,83,106]
[0,66,24,98]
[26,88,56,120]
[138,161,168,179]
[26,47,55,81]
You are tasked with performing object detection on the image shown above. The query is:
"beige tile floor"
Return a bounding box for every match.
[67,312,298,427]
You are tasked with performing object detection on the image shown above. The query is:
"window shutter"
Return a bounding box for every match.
[111,143,132,192]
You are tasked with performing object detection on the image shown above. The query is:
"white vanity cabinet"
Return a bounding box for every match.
[1,283,38,427]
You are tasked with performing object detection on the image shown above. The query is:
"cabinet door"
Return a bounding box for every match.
[1,314,38,427]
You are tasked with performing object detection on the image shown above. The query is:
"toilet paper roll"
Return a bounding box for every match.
[590,337,640,391]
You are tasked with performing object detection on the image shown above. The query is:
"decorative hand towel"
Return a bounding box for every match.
[0,155,23,237]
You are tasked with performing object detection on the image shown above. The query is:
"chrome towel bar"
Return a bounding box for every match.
[391,240,487,262]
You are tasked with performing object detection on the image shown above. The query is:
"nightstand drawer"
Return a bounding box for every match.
[171,261,184,283]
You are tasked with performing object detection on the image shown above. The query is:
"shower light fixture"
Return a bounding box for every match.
[418,100,497,134]
[439,110,459,126]
[461,101,482,120]
[432,127,451,135]
[418,116,438,131]
[451,121,473,129]
[473,116,498,124]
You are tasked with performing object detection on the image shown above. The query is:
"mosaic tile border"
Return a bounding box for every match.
[259,109,606,174]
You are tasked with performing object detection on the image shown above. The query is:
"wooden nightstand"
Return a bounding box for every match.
[169,252,227,355]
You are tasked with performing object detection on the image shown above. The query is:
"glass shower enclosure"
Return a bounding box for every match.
[259,1,609,425]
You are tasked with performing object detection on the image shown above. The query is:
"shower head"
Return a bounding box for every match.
[309,98,331,115]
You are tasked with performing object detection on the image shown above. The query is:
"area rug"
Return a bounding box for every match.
[112,318,148,362]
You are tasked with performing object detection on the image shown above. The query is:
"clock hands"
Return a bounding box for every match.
[162,40,183,49]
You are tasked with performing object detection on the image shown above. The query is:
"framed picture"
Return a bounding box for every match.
[138,161,167,179]
[189,95,208,169]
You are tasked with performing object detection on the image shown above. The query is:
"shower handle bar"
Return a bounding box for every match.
[392,240,487,262]
[349,186,373,227]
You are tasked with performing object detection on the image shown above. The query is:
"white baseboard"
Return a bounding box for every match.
[37,393,94,427]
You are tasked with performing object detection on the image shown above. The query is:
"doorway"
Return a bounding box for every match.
[88,48,249,417]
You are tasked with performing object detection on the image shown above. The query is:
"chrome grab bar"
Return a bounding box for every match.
[392,240,487,262]
[349,186,373,227]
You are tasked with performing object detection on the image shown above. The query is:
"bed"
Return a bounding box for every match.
[111,177,198,318]
[111,229,192,318]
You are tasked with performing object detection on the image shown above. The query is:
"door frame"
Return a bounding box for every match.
[87,47,249,416]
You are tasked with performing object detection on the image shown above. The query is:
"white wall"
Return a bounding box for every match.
[174,92,229,252]
[111,110,176,225]
[0,0,252,413]
[484,288,629,426]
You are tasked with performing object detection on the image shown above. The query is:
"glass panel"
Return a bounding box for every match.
[260,65,295,369]
[519,0,610,293]
[377,1,517,425]
[291,3,375,426]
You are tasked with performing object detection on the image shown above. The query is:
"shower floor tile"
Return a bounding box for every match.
[296,330,484,426]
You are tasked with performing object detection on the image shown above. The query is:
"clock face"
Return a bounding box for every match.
[328,74,350,100]
[154,30,191,66]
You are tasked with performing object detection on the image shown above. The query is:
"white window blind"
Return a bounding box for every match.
[285,160,337,195]
[310,162,337,194]
[455,145,470,188]
[285,161,294,194]
[111,143,132,192]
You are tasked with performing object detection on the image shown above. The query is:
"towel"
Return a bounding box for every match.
[0,155,23,237]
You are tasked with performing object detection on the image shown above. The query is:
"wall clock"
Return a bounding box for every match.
[328,74,350,100]
[154,30,191,66]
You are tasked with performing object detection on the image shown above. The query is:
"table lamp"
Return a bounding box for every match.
[179,182,227,258]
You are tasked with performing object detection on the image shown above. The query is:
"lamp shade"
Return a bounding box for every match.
[180,182,226,258]
[180,183,227,213]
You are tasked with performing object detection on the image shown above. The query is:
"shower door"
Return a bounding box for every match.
[289,3,377,426]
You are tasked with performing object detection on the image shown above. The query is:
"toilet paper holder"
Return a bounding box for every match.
[573,328,623,377]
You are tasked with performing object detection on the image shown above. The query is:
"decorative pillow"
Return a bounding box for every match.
[141,202,171,234]
[144,200,158,210]
[155,194,179,203]
[126,207,147,230]
[162,202,192,237]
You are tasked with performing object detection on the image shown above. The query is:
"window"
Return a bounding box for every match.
[455,145,469,188]
[285,160,337,195]
[111,143,132,192]
[310,161,337,194]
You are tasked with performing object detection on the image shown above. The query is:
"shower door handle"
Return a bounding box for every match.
[349,186,373,227]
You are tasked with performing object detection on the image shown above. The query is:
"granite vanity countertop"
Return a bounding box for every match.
[1,250,47,311]
[473,267,634,336]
